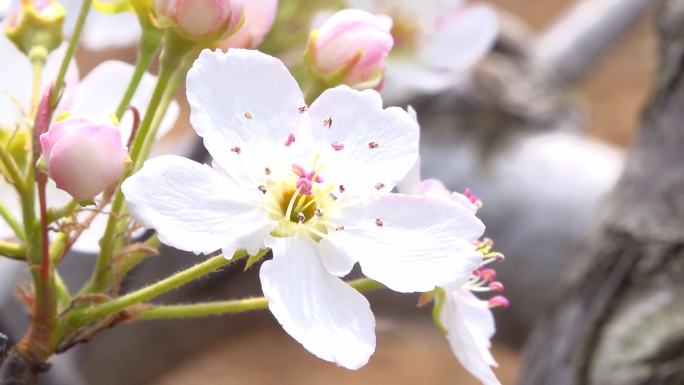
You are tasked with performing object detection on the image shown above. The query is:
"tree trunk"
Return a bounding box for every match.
[518,1,684,384]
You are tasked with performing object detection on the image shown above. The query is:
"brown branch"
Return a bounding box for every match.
[518,1,684,384]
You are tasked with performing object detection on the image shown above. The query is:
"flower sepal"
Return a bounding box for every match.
[304,32,367,89]
[243,248,269,271]
[5,0,65,60]
[431,288,448,335]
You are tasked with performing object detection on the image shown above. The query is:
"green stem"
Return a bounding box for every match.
[129,32,193,163]
[115,234,161,280]
[136,278,384,320]
[54,271,71,310]
[0,144,26,193]
[50,0,93,108]
[71,254,231,326]
[49,232,66,265]
[0,201,26,241]
[138,297,267,320]
[46,200,78,224]
[114,27,163,119]
[133,58,189,170]
[0,240,25,260]
[30,59,44,117]
[85,33,196,294]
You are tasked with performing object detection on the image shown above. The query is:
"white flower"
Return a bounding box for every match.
[347,0,499,102]
[122,48,485,369]
[0,31,179,250]
[400,170,501,385]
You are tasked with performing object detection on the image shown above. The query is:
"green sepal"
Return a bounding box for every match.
[244,248,269,271]
[5,0,65,58]
[431,288,448,335]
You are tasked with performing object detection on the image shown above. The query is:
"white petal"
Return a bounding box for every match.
[186,49,306,182]
[0,31,77,128]
[81,11,141,50]
[0,33,31,127]
[0,0,12,17]
[382,60,457,102]
[442,290,500,385]
[321,194,484,292]
[419,179,479,214]
[59,0,140,50]
[71,60,179,144]
[420,5,498,72]
[122,155,272,254]
[308,86,419,196]
[319,233,357,276]
[260,235,375,369]
[396,158,422,195]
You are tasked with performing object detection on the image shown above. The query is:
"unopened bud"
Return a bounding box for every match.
[40,116,129,202]
[155,0,244,42]
[217,0,277,49]
[306,9,393,89]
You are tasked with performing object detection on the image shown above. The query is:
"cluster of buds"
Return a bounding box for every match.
[5,0,65,58]
[305,9,393,90]
[40,114,130,202]
[154,0,244,43]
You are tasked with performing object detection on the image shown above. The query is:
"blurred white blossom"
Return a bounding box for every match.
[348,0,499,101]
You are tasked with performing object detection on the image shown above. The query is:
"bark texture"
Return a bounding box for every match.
[518,1,684,384]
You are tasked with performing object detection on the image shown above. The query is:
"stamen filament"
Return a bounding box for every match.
[285,188,302,222]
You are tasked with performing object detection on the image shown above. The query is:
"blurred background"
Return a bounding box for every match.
[0,0,664,384]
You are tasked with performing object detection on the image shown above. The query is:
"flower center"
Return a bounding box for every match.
[278,186,319,223]
[264,160,335,238]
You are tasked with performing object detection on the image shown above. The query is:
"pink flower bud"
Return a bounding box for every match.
[155,0,244,41]
[308,9,393,89]
[40,117,129,201]
[218,0,278,49]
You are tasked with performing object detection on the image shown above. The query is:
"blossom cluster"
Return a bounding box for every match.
[0,0,505,384]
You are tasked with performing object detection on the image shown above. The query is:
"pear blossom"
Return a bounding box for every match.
[40,115,129,201]
[218,0,278,49]
[400,169,503,385]
[122,48,485,369]
[307,9,393,89]
[347,0,498,101]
